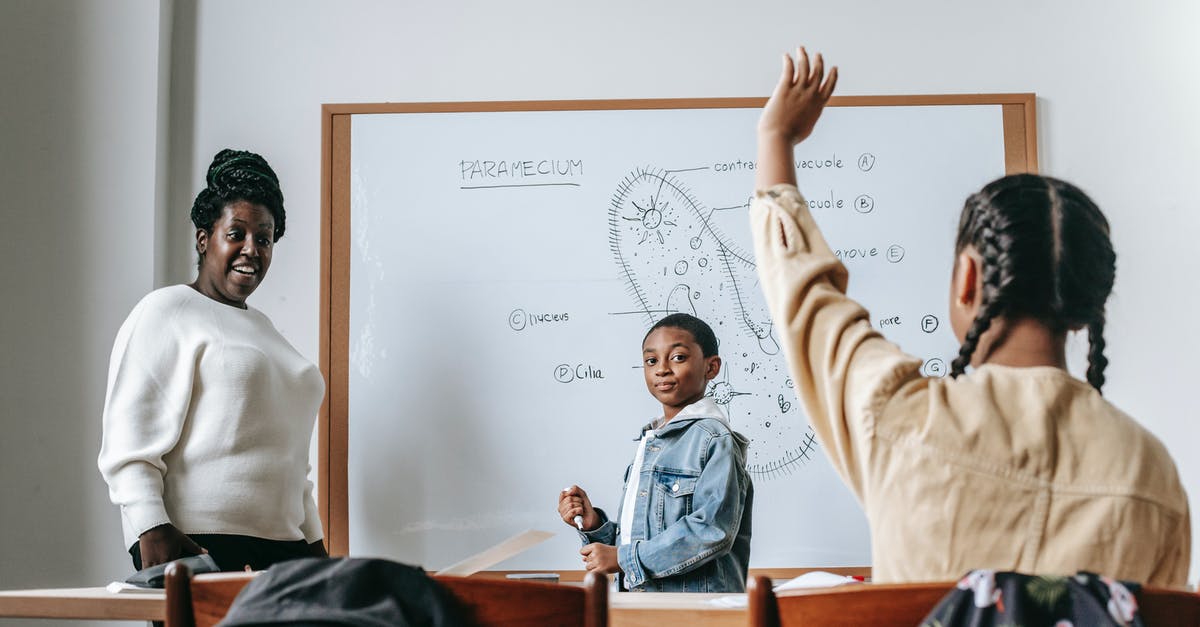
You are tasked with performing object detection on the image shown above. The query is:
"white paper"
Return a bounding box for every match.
[105,581,163,594]
[773,570,860,591]
[708,594,748,608]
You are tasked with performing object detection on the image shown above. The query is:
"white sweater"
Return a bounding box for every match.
[98,285,325,549]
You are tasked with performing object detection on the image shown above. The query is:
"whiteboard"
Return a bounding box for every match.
[328,98,1025,572]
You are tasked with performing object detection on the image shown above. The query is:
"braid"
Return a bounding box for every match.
[207,150,280,190]
[1054,179,1115,393]
[1085,317,1108,391]
[950,203,1016,377]
[190,148,286,241]
[950,302,997,378]
[948,174,1115,392]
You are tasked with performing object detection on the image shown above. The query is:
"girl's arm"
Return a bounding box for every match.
[616,431,748,588]
[756,47,836,189]
[750,49,923,496]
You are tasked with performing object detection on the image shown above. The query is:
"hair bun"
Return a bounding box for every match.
[205,149,281,195]
[191,148,287,241]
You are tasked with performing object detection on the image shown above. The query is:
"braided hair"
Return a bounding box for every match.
[949,174,1115,391]
[191,149,286,244]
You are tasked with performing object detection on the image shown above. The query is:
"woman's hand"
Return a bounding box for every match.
[305,540,329,558]
[558,485,602,531]
[756,47,838,188]
[137,523,205,569]
[580,543,620,574]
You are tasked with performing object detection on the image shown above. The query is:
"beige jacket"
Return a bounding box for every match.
[750,184,1190,586]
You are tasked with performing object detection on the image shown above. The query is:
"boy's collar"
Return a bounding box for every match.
[633,397,727,439]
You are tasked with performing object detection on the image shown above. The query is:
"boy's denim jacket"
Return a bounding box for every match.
[580,398,753,592]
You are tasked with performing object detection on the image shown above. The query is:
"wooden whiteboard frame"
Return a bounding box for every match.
[317,94,1038,568]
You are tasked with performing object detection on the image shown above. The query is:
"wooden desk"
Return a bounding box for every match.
[0,587,164,621]
[0,586,746,625]
[0,567,863,622]
[610,592,743,627]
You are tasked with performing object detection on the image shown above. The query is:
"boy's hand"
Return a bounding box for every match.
[758,46,838,146]
[581,543,620,574]
[558,485,601,531]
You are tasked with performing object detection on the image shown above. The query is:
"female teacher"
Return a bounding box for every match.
[99,149,327,571]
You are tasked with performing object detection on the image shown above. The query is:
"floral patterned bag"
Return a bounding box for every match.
[921,570,1143,627]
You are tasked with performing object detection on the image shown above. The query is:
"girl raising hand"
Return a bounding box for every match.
[751,47,1189,586]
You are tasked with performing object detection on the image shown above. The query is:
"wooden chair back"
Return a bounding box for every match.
[747,575,950,627]
[163,565,256,627]
[1139,586,1200,626]
[747,575,1200,627]
[435,573,607,627]
[164,562,607,627]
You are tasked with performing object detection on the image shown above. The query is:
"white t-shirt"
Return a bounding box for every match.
[617,398,729,545]
[618,431,654,546]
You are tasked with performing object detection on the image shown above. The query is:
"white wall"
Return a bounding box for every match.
[1,0,1198,609]
[0,1,170,625]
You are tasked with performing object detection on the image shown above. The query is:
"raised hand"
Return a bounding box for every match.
[757,47,838,188]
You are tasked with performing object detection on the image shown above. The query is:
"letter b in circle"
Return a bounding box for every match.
[854,195,874,214]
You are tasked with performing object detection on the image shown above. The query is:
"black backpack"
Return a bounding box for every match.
[219,557,463,627]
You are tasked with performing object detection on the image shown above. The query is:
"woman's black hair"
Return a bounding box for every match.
[949,174,1115,391]
[645,313,720,357]
[191,148,286,242]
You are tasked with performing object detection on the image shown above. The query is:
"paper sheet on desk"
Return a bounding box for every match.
[435,529,555,577]
[707,571,861,608]
[105,582,163,594]
[773,570,860,591]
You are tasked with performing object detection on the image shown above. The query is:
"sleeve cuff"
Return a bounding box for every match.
[579,508,617,545]
[122,499,171,540]
[618,542,648,589]
[755,183,806,211]
[753,183,810,231]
